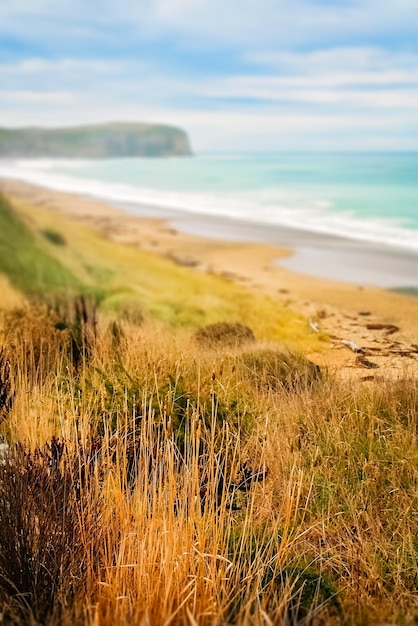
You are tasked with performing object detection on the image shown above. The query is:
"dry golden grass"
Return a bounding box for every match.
[0,275,24,311]
[0,184,416,625]
[0,300,417,626]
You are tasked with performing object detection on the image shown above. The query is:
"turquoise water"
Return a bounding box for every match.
[1,152,418,251]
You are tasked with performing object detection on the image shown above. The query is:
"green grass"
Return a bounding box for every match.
[0,194,83,297]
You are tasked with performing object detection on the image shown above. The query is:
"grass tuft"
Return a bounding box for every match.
[241,347,322,392]
[195,321,256,348]
[41,228,67,246]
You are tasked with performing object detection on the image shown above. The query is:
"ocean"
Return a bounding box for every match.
[1,152,418,254]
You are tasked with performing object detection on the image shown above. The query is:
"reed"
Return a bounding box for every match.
[0,298,417,625]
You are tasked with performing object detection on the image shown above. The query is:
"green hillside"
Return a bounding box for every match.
[0,193,322,351]
[0,122,192,158]
[0,194,83,296]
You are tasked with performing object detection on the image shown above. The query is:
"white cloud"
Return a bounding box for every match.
[0,0,63,14]
[1,45,418,150]
[199,46,418,109]
[150,0,350,45]
[143,0,418,47]
[1,0,418,48]
[0,2,418,151]
[249,47,418,76]
[0,58,123,75]
[203,78,418,108]
[1,94,418,151]
[3,47,418,107]
[206,77,418,109]
[0,90,76,103]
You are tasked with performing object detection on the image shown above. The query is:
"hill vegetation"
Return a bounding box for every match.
[0,194,417,626]
[0,195,83,296]
[0,123,192,158]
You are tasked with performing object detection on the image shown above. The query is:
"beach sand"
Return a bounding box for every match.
[1,178,417,378]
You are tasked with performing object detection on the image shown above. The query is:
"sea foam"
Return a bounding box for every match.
[1,157,417,254]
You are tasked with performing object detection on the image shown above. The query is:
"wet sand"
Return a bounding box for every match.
[110,200,418,289]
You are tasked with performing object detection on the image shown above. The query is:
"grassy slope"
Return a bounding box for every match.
[3,194,323,351]
[0,194,83,297]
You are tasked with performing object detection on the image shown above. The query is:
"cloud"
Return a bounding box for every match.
[248,47,418,77]
[199,45,418,109]
[1,0,418,52]
[0,2,418,150]
[0,58,123,77]
[2,86,418,151]
[147,0,418,50]
[198,45,418,113]
[3,45,418,102]
[1,90,75,103]
[204,82,418,108]
[1,44,418,150]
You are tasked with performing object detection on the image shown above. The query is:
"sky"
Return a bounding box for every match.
[1,0,418,151]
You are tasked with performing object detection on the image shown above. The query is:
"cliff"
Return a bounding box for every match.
[0,123,192,158]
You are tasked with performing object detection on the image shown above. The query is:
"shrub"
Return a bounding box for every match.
[53,295,99,370]
[0,348,14,423]
[42,228,67,246]
[0,441,100,624]
[241,348,321,392]
[195,322,255,348]
[265,565,342,624]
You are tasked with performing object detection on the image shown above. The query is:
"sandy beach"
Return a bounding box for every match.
[1,178,417,378]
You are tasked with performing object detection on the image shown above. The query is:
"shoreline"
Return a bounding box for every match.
[114,201,418,290]
[1,177,418,378]
[1,161,418,289]
[0,155,418,260]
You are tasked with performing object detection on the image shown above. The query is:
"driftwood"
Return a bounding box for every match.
[366,323,400,335]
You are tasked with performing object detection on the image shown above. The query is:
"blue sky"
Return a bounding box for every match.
[1,0,418,151]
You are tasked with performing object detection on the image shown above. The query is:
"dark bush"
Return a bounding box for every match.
[53,295,98,370]
[195,322,255,348]
[242,348,321,392]
[0,442,100,624]
[42,229,67,246]
[0,349,14,423]
[264,566,342,624]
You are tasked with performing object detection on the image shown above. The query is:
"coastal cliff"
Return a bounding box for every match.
[0,123,192,158]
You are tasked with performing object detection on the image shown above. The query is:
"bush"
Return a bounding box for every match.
[241,348,321,392]
[0,442,100,624]
[42,228,67,246]
[0,349,14,423]
[195,322,255,348]
[53,294,99,370]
